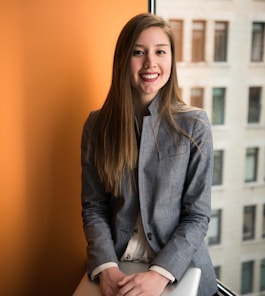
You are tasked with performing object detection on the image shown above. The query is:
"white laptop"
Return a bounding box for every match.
[72,262,201,296]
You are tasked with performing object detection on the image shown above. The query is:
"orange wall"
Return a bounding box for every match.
[0,1,146,295]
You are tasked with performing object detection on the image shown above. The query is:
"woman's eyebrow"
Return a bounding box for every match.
[134,43,170,47]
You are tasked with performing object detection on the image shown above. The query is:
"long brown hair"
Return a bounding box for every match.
[88,13,190,196]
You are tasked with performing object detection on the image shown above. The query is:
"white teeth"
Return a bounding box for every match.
[142,73,158,79]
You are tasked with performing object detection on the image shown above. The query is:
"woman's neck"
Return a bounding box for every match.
[134,102,149,132]
[133,92,157,130]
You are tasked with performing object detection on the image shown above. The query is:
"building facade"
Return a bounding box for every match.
[156,0,265,295]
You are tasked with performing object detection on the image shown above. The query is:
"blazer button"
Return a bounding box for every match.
[147,232,152,240]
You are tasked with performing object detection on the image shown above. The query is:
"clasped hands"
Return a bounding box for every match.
[99,266,169,296]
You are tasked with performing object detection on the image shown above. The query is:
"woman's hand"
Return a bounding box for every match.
[117,270,169,296]
[99,267,126,296]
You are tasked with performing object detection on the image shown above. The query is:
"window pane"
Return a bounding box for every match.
[213,150,223,185]
[214,22,228,61]
[169,19,183,62]
[241,261,254,294]
[192,21,205,62]
[263,205,265,238]
[245,147,258,182]
[208,209,222,245]
[243,206,256,241]
[260,258,265,291]
[214,266,221,280]
[248,87,261,123]
[212,88,225,125]
[191,87,204,108]
[251,22,264,62]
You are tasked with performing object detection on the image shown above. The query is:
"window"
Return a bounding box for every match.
[208,209,222,245]
[212,88,225,125]
[248,87,262,123]
[241,261,254,294]
[262,205,265,238]
[191,87,204,108]
[155,3,265,294]
[214,266,221,280]
[169,19,183,62]
[214,22,228,61]
[243,205,256,241]
[245,147,259,182]
[192,21,206,62]
[251,22,264,62]
[213,150,224,186]
[260,258,265,291]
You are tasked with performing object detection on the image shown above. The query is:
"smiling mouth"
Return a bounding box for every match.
[141,73,159,81]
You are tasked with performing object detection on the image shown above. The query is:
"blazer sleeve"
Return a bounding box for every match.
[150,110,213,281]
[81,113,119,276]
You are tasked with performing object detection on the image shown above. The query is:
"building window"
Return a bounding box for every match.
[192,21,206,62]
[251,22,264,62]
[169,19,183,62]
[241,261,254,294]
[214,266,221,280]
[262,205,265,238]
[243,205,256,241]
[208,209,222,245]
[245,147,259,182]
[191,87,204,108]
[248,87,262,123]
[212,88,225,125]
[260,258,265,291]
[214,22,228,62]
[213,150,223,186]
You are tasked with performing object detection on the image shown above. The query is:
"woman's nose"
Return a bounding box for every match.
[143,53,156,69]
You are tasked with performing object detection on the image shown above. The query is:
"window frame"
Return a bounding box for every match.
[241,260,254,294]
[190,87,204,108]
[260,258,265,291]
[245,147,259,183]
[192,20,206,62]
[243,205,256,241]
[212,87,226,125]
[251,22,265,62]
[214,21,228,62]
[168,19,183,62]
[261,204,265,238]
[248,87,262,124]
[213,150,224,186]
[208,209,222,245]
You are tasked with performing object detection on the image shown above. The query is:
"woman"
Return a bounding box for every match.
[81,13,218,296]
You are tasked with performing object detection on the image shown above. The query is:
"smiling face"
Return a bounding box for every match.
[130,26,172,105]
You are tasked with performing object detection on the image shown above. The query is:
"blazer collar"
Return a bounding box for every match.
[147,93,160,116]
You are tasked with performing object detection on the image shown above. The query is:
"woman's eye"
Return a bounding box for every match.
[157,50,166,55]
[133,50,144,56]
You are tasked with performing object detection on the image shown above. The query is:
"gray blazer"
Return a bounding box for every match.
[81,98,218,296]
